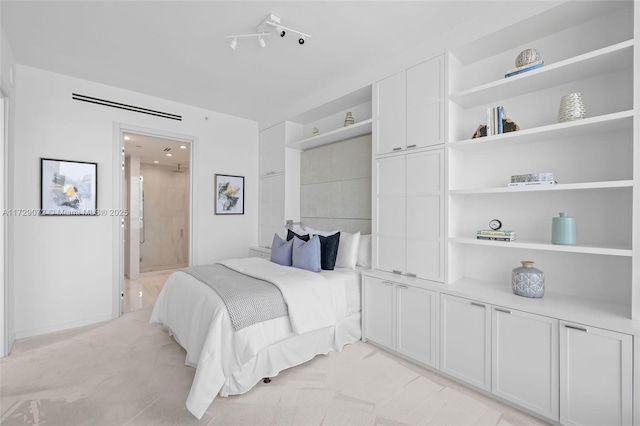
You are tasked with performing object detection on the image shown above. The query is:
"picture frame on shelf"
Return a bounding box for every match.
[215,174,244,215]
[40,158,98,216]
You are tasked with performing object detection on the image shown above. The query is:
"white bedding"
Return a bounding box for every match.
[149,257,361,419]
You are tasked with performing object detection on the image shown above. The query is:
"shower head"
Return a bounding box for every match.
[174,164,185,173]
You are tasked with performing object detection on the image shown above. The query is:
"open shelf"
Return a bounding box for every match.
[448,110,634,149]
[449,40,634,108]
[448,237,632,257]
[287,119,372,150]
[448,180,633,195]
[442,278,639,335]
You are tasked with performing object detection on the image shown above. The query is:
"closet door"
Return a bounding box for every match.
[406,56,443,149]
[406,150,443,281]
[362,276,395,349]
[259,123,285,177]
[440,294,491,391]
[258,174,285,247]
[375,71,406,155]
[375,155,406,274]
[560,322,632,426]
[397,285,436,367]
[492,307,559,420]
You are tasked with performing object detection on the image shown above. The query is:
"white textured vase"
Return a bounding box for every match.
[558,92,586,123]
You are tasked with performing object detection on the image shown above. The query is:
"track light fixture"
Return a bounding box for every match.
[225,32,271,49]
[225,13,310,50]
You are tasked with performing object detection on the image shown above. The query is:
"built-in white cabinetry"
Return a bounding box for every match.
[375,148,443,281]
[258,121,302,248]
[362,276,395,348]
[362,274,437,368]
[374,55,444,156]
[559,322,633,426]
[439,294,491,391]
[364,2,639,425]
[492,307,559,420]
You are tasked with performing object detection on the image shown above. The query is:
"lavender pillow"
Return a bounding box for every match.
[291,236,321,272]
[270,233,293,266]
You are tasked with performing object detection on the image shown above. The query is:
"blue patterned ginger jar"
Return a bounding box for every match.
[512,261,545,298]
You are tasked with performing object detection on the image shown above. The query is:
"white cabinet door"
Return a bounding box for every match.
[397,285,436,367]
[440,294,491,391]
[362,276,395,349]
[375,71,406,155]
[492,307,559,420]
[375,156,406,274]
[406,56,443,148]
[260,123,285,176]
[560,322,632,426]
[258,175,285,247]
[405,150,443,281]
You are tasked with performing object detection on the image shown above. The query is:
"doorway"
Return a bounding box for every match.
[122,132,192,313]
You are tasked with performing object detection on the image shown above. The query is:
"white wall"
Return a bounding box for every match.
[1,25,17,354]
[12,65,258,339]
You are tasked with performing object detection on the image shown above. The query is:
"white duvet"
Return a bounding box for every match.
[149,257,350,419]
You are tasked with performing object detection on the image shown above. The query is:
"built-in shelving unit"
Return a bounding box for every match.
[446,0,637,319]
[287,119,372,150]
[449,40,633,108]
[286,85,372,151]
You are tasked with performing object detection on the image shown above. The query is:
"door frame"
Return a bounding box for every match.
[1,89,7,356]
[113,123,197,317]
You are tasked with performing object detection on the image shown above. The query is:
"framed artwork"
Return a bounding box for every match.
[215,174,244,215]
[40,158,98,216]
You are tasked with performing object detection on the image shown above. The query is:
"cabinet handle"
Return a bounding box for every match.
[471,302,485,308]
[495,307,512,314]
[392,147,403,151]
[406,273,417,278]
[397,285,409,289]
[382,281,394,286]
[406,144,417,149]
[392,270,403,275]
[565,324,588,333]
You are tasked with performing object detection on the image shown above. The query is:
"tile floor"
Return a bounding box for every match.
[123,270,174,313]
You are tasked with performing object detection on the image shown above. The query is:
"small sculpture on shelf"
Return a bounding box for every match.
[344,112,355,127]
[505,48,544,78]
[471,118,520,139]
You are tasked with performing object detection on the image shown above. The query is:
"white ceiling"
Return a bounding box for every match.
[1,1,555,125]
[124,132,191,168]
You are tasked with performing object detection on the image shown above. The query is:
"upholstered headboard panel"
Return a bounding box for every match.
[300,134,372,234]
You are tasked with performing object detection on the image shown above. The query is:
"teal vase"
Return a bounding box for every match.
[552,212,577,245]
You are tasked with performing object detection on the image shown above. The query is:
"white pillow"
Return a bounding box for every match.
[335,232,360,269]
[304,227,339,237]
[357,234,372,268]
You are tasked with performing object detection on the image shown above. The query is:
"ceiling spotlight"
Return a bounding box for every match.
[230,37,237,50]
[153,161,159,164]
[298,37,305,45]
[166,153,172,157]
[179,145,187,149]
[258,36,266,48]
[124,136,131,140]
[225,13,310,50]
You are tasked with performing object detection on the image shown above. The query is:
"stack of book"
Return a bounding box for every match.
[486,106,505,136]
[504,60,544,78]
[508,172,556,188]
[477,229,516,241]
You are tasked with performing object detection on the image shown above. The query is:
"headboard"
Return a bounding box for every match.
[299,134,372,234]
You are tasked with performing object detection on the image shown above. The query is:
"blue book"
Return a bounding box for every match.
[497,106,504,134]
[505,62,545,78]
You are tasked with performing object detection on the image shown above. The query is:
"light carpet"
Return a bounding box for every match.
[0,309,548,425]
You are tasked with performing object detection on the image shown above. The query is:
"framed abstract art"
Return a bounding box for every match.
[40,158,98,216]
[215,174,244,215]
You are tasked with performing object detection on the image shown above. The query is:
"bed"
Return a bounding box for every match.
[149,256,362,420]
